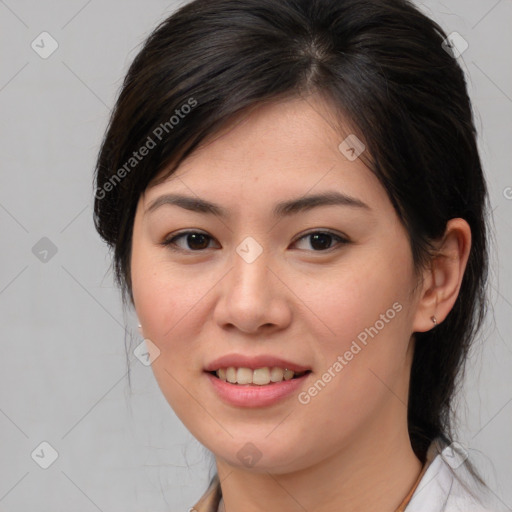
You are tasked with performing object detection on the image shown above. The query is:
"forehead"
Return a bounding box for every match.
[142,96,391,216]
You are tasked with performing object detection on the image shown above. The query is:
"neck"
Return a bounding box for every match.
[215,413,422,512]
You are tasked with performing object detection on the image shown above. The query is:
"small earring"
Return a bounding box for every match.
[431,316,437,326]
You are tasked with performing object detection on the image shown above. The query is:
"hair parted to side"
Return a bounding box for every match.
[93,0,489,468]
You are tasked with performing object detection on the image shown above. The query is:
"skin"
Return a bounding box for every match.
[130,95,471,512]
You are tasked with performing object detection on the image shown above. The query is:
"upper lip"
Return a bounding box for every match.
[204,354,311,373]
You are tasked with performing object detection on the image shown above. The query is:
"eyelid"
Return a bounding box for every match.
[292,229,350,251]
[293,228,349,242]
[161,229,218,252]
[161,229,350,253]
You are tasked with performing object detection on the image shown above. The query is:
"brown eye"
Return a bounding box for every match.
[161,229,349,254]
[294,231,349,251]
[162,231,217,252]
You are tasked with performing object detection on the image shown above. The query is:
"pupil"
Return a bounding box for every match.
[311,233,331,250]
[188,233,209,250]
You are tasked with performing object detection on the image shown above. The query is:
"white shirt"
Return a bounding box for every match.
[405,438,508,512]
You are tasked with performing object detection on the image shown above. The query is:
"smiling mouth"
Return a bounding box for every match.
[208,367,312,385]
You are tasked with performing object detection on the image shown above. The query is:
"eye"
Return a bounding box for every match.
[292,230,349,251]
[161,229,349,253]
[161,230,218,252]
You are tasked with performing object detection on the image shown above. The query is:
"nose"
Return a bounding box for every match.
[213,243,292,335]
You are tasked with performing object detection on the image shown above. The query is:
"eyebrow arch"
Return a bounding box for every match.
[145,191,371,218]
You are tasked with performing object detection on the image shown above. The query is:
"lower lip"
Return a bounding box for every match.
[205,372,311,408]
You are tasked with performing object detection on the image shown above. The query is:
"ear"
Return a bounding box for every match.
[412,218,472,333]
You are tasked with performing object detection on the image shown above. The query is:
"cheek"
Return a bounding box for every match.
[131,241,205,347]
[297,237,415,408]
[305,242,413,349]
[131,255,206,414]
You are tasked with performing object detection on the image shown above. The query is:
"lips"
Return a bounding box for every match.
[204,354,311,373]
[205,370,311,407]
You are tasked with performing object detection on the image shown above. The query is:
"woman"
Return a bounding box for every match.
[93,0,505,510]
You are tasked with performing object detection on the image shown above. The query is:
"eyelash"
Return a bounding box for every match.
[161,229,350,253]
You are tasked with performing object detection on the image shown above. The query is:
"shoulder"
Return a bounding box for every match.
[405,438,508,512]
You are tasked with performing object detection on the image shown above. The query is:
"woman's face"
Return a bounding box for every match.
[131,96,425,473]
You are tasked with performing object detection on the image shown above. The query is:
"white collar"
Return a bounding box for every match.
[405,438,506,511]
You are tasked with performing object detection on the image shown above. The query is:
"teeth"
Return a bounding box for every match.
[270,367,284,382]
[237,367,253,385]
[283,369,295,381]
[253,368,270,385]
[215,366,306,385]
[226,367,237,383]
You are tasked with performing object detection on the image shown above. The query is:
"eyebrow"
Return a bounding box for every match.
[145,191,371,218]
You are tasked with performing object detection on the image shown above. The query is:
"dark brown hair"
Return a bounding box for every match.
[93,0,489,471]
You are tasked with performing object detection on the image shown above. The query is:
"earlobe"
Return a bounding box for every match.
[412,218,472,333]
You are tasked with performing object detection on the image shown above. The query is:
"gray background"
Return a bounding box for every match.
[0,0,511,511]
